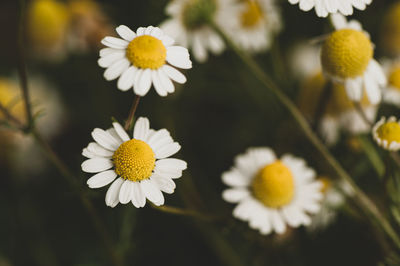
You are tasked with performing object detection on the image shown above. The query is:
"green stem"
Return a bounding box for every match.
[150,203,217,221]
[211,22,400,250]
[124,95,140,131]
[357,135,385,178]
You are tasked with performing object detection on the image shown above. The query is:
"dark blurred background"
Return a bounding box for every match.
[0,0,399,265]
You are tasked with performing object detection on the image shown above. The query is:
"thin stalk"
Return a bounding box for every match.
[124,95,140,131]
[150,203,218,221]
[211,22,400,250]
[357,135,385,178]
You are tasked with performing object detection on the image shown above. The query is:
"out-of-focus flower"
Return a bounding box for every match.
[288,0,372,18]
[27,0,69,60]
[382,59,400,107]
[220,0,282,53]
[0,76,65,175]
[98,25,191,96]
[321,14,386,104]
[222,147,322,235]
[308,177,348,232]
[66,0,114,53]
[381,2,400,56]
[81,118,187,208]
[294,43,377,145]
[373,116,400,151]
[160,0,230,62]
[27,0,114,61]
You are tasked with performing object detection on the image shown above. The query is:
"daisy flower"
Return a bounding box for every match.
[222,147,322,235]
[381,2,400,56]
[160,0,229,62]
[220,0,282,53]
[320,14,386,104]
[81,117,187,208]
[288,0,372,18]
[373,116,400,151]
[98,25,192,96]
[382,59,400,107]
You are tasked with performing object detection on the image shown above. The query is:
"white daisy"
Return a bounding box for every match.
[160,0,229,62]
[288,0,372,18]
[222,147,323,235]
[320,14,386,105]
[98,25,192,97]
[220,0,282,53]
[372,116,400,151]
[81,117,187,208]
[382,59,400,107]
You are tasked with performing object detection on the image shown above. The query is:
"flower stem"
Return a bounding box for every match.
[150,203,218,221]
[124,95,140,131]
[211,22,400,250]
[357,135,385,178]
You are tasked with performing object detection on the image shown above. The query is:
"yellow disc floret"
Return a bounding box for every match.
[113,139,156,182]
[126,35,166,69]
[321,29,373,79]
[389,66,400,89]
[252,161,295,208]
[240,0,264,28]
[377,121,400,144]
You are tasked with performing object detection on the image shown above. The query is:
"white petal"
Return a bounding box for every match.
[150,27,163,39]
[101,36,129,49]
[270,210,286,234]
[100,47,119,57]
[192,35,208,62]
[81,158,113,173]
[87,142,114,157]
[145,26,154,35]
[161,35,174,46]
[364,74,381,104]
[155,158,187,171]
[141,179,165,206]
[330,13,346,29]
[131,182,146,208]
[222,189,250,203]
[344,77,362,101]
[162,65,186,84]
[98,50,125,68]
[221,169,249,187]
[112,122,130,142]
[117,66,137,91]
[147,129,172,150]
[133,117,150,141]
[134,69,152,96]
[82,148,95,158]
[152,69,168,97]
[119,180,134,204]
[151,174,176,194]
[105,178,124,207]
[136,27,146,36]
[167,48,192,69]
[104,59,130,81]
[92,128,120,150]
[155,142,181,159]
[116,25,136,41]
[107,128,124,144]
[87,170,117,188]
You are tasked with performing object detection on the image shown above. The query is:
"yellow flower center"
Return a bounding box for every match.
[377,121,400,144]
[126,35,166,69]
[389,66,400,89]
[240,0,264,28]
[318,177,331,194]
[28,0,69,46]
[113,139,156,182]
[251,161,295,208]
[321,29,373,79]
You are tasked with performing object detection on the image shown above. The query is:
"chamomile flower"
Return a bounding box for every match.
[381,2,400,56]
[288,0,372,18]
[98,25,192,96]
[81,117,187,208]
[320,14,386,104]
[373,116,400,151]
[222,147,322,235]
[220,0,282,53]
[160,0,229,62]
[382,59,400,107]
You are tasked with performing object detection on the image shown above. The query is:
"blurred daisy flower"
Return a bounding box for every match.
[220,0,282,53]
[288,0,372,18]
[98,25,191,96]
[373,116,400,151]
[320,14,386,104]
[81,117,187,208]
[222,147,322,235]
[160,0,229,62]
[0,76,65,176]
[382,59,400,107]
[294,43,377,145]
[381,2,400,56]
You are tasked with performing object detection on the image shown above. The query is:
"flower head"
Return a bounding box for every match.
[373,116,400,151]
[320,14,386,104]
[288,0,372,17]
[99,25,192,96]
[81,117,187,208]
[160,0,229,62]
[222,147,322,235]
